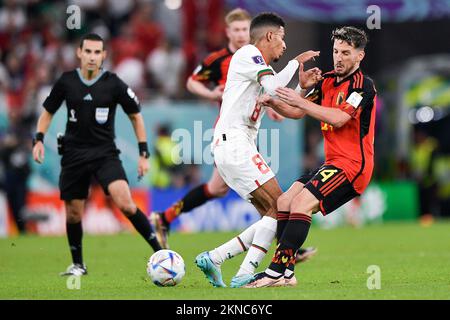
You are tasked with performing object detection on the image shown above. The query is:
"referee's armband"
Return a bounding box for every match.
[32,132,45,146]
[138,142,150,158]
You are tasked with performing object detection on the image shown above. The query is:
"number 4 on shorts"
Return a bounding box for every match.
[319,168,338,182]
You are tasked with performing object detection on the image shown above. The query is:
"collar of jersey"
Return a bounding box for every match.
[333,67,360,87]
[76,68,105,86]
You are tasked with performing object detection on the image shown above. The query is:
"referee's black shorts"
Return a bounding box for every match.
[297,164,359,215]
[59,156,128,200]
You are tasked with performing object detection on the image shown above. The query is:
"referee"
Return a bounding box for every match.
[32,33,162,276]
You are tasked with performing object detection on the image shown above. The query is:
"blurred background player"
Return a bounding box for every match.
[247,26,377,288]
[195,12,319,288]
[32,33,162,276]
[0,108,32,234]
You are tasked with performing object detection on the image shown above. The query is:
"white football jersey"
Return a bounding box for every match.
[214,44,275,142]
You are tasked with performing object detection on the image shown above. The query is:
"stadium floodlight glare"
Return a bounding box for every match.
[416,106,434,123]
[165,0,182,10]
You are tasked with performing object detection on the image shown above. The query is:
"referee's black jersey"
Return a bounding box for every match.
[43,68,141,166]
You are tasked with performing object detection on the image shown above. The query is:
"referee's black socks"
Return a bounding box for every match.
[66,222,83,265]
[128,208,162,252]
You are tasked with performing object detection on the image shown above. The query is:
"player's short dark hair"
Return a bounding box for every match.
[250,12,285,42]
[79,33,105,50]
[331,26,368,50]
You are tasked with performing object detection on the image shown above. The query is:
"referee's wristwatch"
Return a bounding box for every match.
[138,142,150,159]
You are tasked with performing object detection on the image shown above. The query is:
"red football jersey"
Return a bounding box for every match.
[307,68,377,194]
[190,47,233,87]
[190,46,234,127]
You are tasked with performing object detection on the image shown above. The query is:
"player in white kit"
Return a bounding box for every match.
[196,12,319,288]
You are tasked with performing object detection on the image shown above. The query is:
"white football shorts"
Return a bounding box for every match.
[212,131,275,201]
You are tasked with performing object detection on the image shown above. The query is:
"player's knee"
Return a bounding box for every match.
[117,200,137,217]
[66,206,82,223]
[277,192,292,211]
[290,193,316,214]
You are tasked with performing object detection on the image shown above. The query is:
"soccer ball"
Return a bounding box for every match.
[147,249,185,287]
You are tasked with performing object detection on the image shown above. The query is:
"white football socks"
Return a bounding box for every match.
[236,216,277,277]
[209,220,261,265]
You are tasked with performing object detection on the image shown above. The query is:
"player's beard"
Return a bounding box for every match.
[335,65,350,78]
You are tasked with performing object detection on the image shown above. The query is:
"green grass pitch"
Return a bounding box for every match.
[1,221,450,300]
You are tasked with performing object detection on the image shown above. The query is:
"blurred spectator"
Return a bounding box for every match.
[111,23,144,66]
[112,24,146,95]
[105,0,135,36]
[431,148,450,218]
[182,0,226,83]
[22,63,53,122]
[410,127,438,225]
[146,37,186,101]
[129,2,164,57]
[0,109,32,234]
[114,57,145,96]
[59,39,79,71]
[150,124,183,188]
[0,49,10,91]
[5,52,27,111]
[0,0,27,34]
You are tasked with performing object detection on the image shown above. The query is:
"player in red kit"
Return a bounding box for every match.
[246,26,377,287]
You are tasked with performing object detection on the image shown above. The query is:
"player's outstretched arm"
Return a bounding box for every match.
[258,94,305,120]
[259,51,320,96]
[294,50,320,64]
[128,112,150,178]
[186,77,224,102]
[259,60,299,96]
[299,63,323,91]
[32,110,54,164]
[275,87,351,127]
